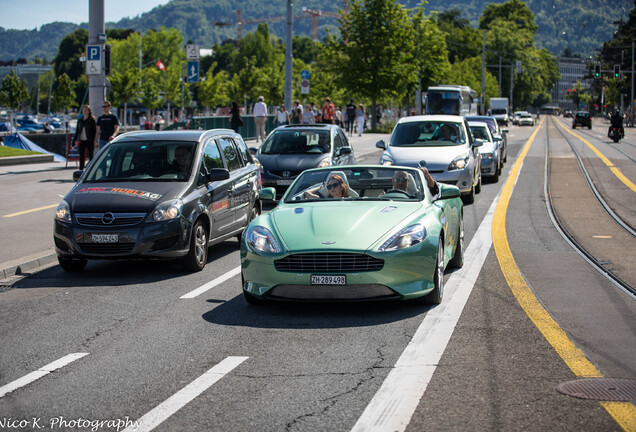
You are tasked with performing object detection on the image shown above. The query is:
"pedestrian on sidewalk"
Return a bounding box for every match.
[72,104,97,170]
[253,96,268,143]
[95,100,119,150]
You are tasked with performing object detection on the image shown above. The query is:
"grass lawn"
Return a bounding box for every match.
[0,146,43,157]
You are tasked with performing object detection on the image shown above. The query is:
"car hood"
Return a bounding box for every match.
[386,144,469,169]
[257,153,327,172]
[271,201,421,252]
[66,182,186,213]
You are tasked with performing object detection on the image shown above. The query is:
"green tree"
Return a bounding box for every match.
[198,62,230,114]
[436,9,481,64]
[412,6,451,112]
[109,69,140,127]
[322,0,416,130]
[51,73,76,113]
[0,71,30,128]
[54,29,88,81]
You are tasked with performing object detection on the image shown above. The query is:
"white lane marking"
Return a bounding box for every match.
[123,356,248,432]
[180,266,241,299]
[351,193,502,432]
[0,352,89,398]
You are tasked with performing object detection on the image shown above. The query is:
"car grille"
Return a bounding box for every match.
[75,213,146,227]
[268,284,398,301]
[275,253,384,273]
[267,170,301,178]
[79,243,135,254]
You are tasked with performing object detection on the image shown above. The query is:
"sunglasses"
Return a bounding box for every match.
[326,182,341,190]
[392,177,407,183]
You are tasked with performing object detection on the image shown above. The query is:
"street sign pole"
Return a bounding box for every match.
[88,0,106,116]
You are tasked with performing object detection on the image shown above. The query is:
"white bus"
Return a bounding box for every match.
[425,85,478,116]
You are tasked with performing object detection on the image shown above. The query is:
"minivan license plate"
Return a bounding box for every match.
[91,234,119,243]
[311,275,346,285]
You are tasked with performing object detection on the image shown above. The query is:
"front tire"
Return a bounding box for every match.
[462,184,475,204]
[422,240,444,305]
[448,218,464,269]
[58,256,87,272]
[181,220,208,272]
[475,171,482,194]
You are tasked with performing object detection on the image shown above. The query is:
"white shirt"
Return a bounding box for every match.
[253,101,267,117]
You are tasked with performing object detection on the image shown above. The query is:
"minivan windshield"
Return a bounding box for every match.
[84,140,197,182]
[389,121,467,147]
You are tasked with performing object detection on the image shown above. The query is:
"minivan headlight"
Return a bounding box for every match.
[150,199,183,222]
[55,200,71,223]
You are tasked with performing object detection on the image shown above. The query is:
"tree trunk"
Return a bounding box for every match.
[371,99,377,131]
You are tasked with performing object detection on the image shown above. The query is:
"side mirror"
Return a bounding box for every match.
[258,187,276,201]
[493,136,502,142]
[73,170,83,182]
[435,184,461,200]
[375,140,386,150]
[248,147,258,155]
[339,146,352,156]
[502,129,509,134]
[472,139,483,148]
[207,168,230,182]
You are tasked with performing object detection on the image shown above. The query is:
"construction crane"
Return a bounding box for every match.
[301,7,341,41]
[213,8,342,41]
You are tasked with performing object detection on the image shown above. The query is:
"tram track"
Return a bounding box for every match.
[544,116,636,298]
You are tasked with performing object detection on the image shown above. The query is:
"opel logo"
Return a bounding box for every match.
[102,212,115,225]
[282,171,291,177]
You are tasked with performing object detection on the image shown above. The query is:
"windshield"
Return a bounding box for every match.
[469,125,491,141]
[389,121,466,147]
[84,140,197,182]
[260,130,330,155]
[491,108,507,115]
[284,167,425,203]
[465,116,497,134]
[426,92,460,115]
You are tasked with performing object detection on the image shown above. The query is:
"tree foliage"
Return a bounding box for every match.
[0,71,30,110]
[322,0,416,129]
[51,73,76,112]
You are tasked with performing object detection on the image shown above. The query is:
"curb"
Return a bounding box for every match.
[0,154,54,166]
[0,250,58,279]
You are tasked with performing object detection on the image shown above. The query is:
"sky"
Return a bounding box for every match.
[0,0,171,30]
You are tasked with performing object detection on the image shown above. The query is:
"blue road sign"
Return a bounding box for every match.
[187,61,199,83]
[87,45,101,61]
[301,69,310,79]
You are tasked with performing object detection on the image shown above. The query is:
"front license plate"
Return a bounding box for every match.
[311,275,346,285]
[276,179,294,185]
[91,234,119,243]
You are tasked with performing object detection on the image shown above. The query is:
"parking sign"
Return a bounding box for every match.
[86,45,102,75]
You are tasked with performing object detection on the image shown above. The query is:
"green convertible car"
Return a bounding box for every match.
[239,165,464,304]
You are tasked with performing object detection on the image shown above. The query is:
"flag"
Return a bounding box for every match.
[156,59,166,71]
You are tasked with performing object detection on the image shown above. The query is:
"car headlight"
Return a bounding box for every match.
[246,226,281,253]
[318,158,332,168]
[149,199,183,222]
[55,200,71,223]
[449,153,469,170]
[379,224,426,251]
[379,153,394,165]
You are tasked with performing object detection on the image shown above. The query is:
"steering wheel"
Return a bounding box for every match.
[383,189,411,197]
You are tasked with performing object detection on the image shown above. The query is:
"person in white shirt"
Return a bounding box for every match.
[253,96,268,143]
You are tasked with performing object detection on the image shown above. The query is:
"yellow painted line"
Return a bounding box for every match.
[3,204,58,218]
[554,117,636,193]
[493,117,636,431]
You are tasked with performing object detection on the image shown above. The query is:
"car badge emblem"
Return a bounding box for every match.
[282,171,291,177]
[102,212,115,225]
[321,241,336,245]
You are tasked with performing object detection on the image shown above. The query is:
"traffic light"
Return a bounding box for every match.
[573,88,577,93]
[104,44,111,75]
[614,64,620,78]
[594,64,600,78]
[566,88,570,94]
